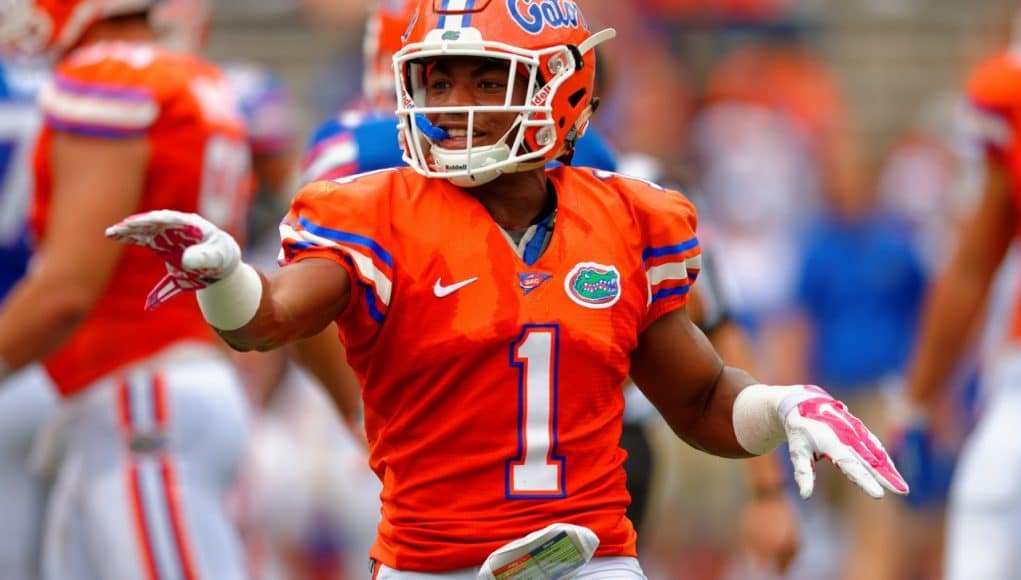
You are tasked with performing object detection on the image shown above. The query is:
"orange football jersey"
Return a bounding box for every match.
[32,41,251,396]
[280,166,701,571]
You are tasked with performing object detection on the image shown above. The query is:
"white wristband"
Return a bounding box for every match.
[196,262,263,331]
[732,384,825,455]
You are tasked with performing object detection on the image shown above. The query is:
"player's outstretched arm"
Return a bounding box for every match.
[106,210,350,352]
[890,159,1014,505]
[905,159,1014,411]
[630,308,909,499]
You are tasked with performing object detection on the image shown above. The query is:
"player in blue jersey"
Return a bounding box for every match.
[0,56,43,297]
[151,2,372,577]
[0,53,58,580]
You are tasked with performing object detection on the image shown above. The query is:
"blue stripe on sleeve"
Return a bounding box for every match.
[642,237,699,262]
[651,284,691,303]
[342,255,386,324]
[297,216,394,269]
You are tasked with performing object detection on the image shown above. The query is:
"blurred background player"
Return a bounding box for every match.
[152,2,373,577]
[903,13,1021,580]
[0,47,56,580]
[0,1,252,578]
[151,0,300,273]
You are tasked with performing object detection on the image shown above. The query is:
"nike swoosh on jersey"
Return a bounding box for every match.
[433,277,478,297]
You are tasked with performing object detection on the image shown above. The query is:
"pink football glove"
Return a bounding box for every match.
[105,210,241,311]
[781,386,909,499]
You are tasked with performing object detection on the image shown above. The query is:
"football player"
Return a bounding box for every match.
[0,2,251,578]
[304,5,801,572]
[109,1,907,577]
[904,23,1021,580]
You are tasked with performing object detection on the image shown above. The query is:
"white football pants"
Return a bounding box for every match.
[39,345,250,580]
[0,364,57,580]
[945,350,1021,580]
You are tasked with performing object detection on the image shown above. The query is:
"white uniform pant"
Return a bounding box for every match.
[40,347,249,580]
[372,556,645,579]
[0,364,57,580]
[945,351,1021,580]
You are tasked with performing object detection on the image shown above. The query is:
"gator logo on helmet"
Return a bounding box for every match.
[507,0,585,35]
[565,262,621,308]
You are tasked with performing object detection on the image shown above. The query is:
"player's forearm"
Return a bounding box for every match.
[204,264,343,353]
[667,365,759,458]
[632,310,759,457]
[202,265,306,352]
[905,271,990,410]
[0,274,92,371]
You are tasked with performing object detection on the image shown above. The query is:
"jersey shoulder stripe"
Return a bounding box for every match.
[40,43,166,137]
[644,237,701,304]
[39,73,158,136]
[280,217,393,322]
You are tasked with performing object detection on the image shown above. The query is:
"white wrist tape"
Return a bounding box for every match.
[732,384,827,455]
[196,262,263,331]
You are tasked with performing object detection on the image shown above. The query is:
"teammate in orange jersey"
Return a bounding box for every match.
[0,2,251,579]
[903,27,1021,580]
[109,0,907,577]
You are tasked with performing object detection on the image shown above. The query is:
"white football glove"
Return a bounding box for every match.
[784,388,908,499]
[105,210,241,311]
[735,384,909,500]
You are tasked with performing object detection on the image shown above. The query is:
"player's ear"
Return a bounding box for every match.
[555,99,599,166]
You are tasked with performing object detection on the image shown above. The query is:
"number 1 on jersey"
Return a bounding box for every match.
[508,325,566,498]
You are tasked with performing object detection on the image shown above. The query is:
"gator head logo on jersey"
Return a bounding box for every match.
[507,0,587,35]
[565,262,620,308]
